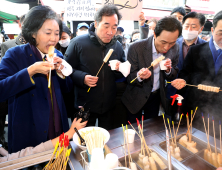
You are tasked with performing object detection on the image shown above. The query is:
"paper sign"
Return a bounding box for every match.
[102,0,143,20]
[65,0,96,21]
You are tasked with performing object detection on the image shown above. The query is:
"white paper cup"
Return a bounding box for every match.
[90,148,105,170]
[105,153,118,169]
[160,60,167,70]
[125,129,136,143]
[109,60,119,70]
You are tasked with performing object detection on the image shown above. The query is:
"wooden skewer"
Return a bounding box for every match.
[175,114,183,144]
[213,117,217,155]
[126,125,132,166]
[186,107,198,136]
[162,114,167,130]
[208,114,211,154]
[122,124,127,168]
[87,49,113,92]
[187,113,191,143]
[202,113,211,152]
[167,82,222,91]
[186,114,190,142]
[172,121,177,147]
[167,118,175,145]
[166,81,197,87]
[220,121,221,154]
[191,110,193,141]
[130,65,152,83]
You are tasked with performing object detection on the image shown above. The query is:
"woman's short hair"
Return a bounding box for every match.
[22,6,62,46]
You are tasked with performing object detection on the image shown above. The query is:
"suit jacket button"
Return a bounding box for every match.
[145,96,148,99]
[44,131,46,133]
[32,94,34,97]
[30,54,32,56]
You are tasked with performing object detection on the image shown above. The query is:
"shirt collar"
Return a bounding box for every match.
[213,40,222,50]
[183,37,198,46]
[152,37,163,54]
[36,47,48,59]
[152,37,157,54]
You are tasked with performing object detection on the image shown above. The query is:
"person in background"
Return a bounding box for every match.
[166,12,206,99]
[76,22,89,36]
[171,10,222,139]
[116,26,124,46]
[122,16,182,123]
[56,24,72,55]
[1,15,26,58]
[170,7,186,23]
[200,20,213,41]
[0,118,86,162]
[65,5,125,130]
[0,6,73,154]
[55,24,77,122]
[124,29,140,58]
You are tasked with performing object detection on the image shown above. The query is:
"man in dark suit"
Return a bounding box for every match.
[167,12,206,98]
[171,11,222,139]
[122,17,182,122]
[1,14,26,58]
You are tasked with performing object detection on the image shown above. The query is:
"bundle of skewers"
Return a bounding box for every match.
[122,115,167,170]
[43,133,71,170]
[167,82,221,93]
[179,107,199,153]
[47,46,55,88]
[162,114,183,161]
[202,114,222,168]
[130,55,165,83]
[84,129,106,155]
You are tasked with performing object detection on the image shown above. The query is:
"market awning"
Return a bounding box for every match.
[0,11,18,23]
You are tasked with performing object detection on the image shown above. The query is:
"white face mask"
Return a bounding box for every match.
[182,30,199,41]
[77,30,88,36]
[59,38,70,48]
[148,29,154,38]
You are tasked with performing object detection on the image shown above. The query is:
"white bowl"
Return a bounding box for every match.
[73,126,110,150]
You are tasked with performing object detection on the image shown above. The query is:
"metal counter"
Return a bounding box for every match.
[0,117,219,170]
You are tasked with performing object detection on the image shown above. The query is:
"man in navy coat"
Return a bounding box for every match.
[167,12,206,99]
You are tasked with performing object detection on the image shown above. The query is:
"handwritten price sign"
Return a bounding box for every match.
[102,0,143,20]
[65,0,96,21]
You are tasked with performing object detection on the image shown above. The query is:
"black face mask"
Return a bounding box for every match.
[116,35,123,44]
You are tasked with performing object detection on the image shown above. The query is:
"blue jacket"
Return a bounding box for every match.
[167,37,206,99]
[0,44,72,153]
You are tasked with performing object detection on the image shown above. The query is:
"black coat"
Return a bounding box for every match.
[179,42,222,138]
[65,23,125,114]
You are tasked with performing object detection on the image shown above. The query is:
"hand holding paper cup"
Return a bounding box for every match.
[160,60,167,70]
[109,60,119,70]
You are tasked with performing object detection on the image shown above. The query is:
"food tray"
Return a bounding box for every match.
[181,155,215,170]
[156,132,222,169]
[159,141,191,161]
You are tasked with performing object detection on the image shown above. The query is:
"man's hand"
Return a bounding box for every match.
[164,58,172,73]
[138,68,152,80]
[171,79,186,90]
[139,12,146,26]
[84,75,98,87]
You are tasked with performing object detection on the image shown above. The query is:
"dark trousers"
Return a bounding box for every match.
[127,90,161,124]
[87,108,115,130]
